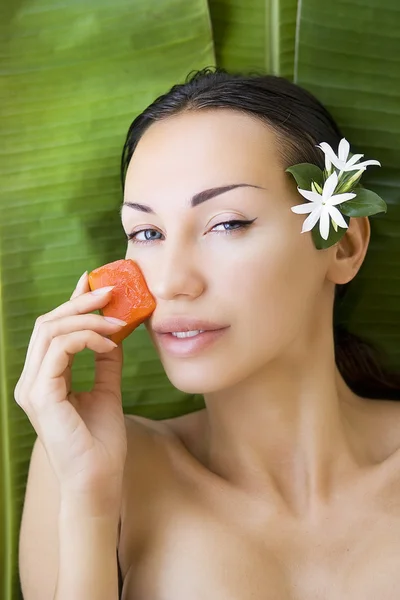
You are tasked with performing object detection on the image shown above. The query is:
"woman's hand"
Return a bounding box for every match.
[14,272,128,515]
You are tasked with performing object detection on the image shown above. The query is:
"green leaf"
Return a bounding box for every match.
[340,188,388,217]
[0,2,212,598]
[295,0,400,372]
[209,0,298,78]
[286,163,324,189]
[311,215,350,250]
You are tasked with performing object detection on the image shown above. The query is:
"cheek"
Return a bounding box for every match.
[216,236,318,342]
[124,248,157,281]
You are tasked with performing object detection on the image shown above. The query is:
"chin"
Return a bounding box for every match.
[169,379,221,395]
[162,359,240,395]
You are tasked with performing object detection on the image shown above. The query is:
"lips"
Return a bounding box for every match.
[153,327,229,358]
[152,317,228,335]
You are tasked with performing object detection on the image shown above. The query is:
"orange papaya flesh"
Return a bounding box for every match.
[88,259,156,344]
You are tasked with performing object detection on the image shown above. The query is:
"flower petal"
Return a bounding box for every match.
[291,202,316,214]
[345,153,364,167]
[301,206,323,233]
[325,153,332,173]
[329,192,356,206]
[338,138,350,162]
[317,142,343,171]
[353,159,381,168]
[319,208,330,240]
[297,188,321,203]
[322,171,338,201]
[328,205,348,229]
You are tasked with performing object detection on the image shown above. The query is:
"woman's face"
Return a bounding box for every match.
[122,109,332,394]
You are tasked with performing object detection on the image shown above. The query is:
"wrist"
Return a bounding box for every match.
[60,490,122,522]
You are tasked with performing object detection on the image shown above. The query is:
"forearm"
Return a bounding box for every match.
[54,499,120,600]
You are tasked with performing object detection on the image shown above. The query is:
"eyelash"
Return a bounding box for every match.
[126,219,256,245]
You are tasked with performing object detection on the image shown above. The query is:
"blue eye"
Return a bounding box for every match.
[211,219,255,232]
[127,229,162,243]
[126,219,256,244]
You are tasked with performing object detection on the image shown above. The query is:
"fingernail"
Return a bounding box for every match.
[91,285,115,295]
[104,316,127,326]
[76,271,88,290]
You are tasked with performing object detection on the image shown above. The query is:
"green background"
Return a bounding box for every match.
[1,0,399,597]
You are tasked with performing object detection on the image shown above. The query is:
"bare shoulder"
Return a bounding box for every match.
[118,415,174,571]
[121,413,180,476]
[124,408,207,448]
[124,413,176,437]
[121,412,181,499]
[356,397,400,462]
[120,409,208,503]
[118,411,205,574]
[120,409,209,497]
[376,399,400,455]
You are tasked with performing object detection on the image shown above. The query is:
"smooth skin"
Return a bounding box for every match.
[18,108,400,600]
[15,284,128,515]
[16,280,130,600]
[118,109,400,598]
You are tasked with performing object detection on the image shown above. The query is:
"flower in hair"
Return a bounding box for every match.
[317,138,381,175]
[286,137,387,250]
[291,171,355,241]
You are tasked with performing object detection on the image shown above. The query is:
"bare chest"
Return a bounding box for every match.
[121,502,400,600]
[119,424,400,600]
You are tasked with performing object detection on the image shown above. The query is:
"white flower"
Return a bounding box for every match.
[291,171,356,240]
[317,138,381,173]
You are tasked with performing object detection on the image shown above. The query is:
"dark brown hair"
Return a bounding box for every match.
[121,67,400,400]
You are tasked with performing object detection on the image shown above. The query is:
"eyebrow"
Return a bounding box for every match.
[120,183,264,215]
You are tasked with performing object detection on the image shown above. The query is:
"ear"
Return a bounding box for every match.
[326,217,370,285]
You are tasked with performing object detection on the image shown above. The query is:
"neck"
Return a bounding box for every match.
[202,329,369,516]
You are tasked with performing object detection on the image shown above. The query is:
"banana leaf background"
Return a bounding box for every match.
[1,0,399,597]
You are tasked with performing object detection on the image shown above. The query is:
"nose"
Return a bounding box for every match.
[154,242,206,301]
[126,244,205,302]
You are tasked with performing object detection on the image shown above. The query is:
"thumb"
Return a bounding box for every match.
[93,343,123,397]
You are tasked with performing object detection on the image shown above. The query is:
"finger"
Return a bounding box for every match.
[70,270,89,300]
[48,282,115,323]
[15,271,91,398]
[94,341,123,398]
[17,280,114,395]
[68,272,90,384]
[32,272,90,360]
[16,314,126,404]
[31,331,117,413]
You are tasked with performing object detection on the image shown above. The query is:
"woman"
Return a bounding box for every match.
[18,68,400,600]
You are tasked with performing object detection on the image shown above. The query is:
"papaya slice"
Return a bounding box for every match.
[88,259,156,344]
